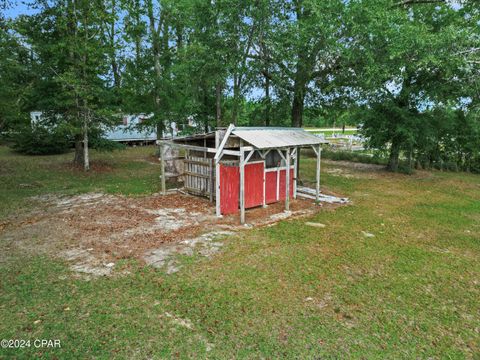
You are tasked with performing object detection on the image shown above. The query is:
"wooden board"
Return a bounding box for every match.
[184,155,213,198]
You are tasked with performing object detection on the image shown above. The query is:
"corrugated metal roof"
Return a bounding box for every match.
[232,127,327,149]
[170,131,216,142]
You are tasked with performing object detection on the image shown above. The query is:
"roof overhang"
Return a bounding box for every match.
[231,127,328,149]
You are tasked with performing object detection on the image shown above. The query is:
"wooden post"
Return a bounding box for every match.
[160,143,166,195]
[186,149,190,193]
[316,144,321,204]
[293,147,298,199]
[209,158,214,202]
[240,146,246,224]
[296,145,301,185]
[215,161,221,216]
[285,147,291,211]
[215,131,222,217]
[259,150,267,208]
[276,166,280,201]
[263,158,267,208]
[320,146,322,190]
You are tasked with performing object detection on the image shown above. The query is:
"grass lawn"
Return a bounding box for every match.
[0,145,479,358]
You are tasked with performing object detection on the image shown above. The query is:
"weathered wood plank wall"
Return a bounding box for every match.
[184,155,215,199]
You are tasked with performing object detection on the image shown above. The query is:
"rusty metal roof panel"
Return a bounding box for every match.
[232,127,328,149]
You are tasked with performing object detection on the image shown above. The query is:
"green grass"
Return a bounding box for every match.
[0,146,162,218]
[1,146,479,358]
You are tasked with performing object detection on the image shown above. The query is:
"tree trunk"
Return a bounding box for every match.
[74,136,84,166]
[407,148,413,171]
[109,0,120,89]
[147,0,162,132]
[216,82,222,127]
[264,74,270,126]
[156,119,164,140]
[134,0,141,62]
[83,114,90,171]
[291,85,305,128]
[232,74,239,125]
[387,138,401,172]
[82,9,90,172]
[112,59,120,89]
[68,0,82,168]
[203,88,209,133]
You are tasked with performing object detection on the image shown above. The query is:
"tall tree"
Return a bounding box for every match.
[251,0,351,127]
[0,17,35,133]
[355,0,478,171]
[14,0,113,170]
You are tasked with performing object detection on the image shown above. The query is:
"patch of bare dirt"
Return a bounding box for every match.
[323,160,385,179]
[0,191,345,278]
[323,159,437,181]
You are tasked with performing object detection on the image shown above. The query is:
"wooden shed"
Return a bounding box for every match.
[158,124,327,224]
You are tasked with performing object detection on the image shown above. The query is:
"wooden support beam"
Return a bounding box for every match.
[214,124,235,162]
[240,147,246,224]
[296,146,301,187]
[316,144,321,204]
[293,146,298,199]
[263,159,267,208]
[259,149,271,160]
[215,134,222,216]
[222,149,242,156]
[184,171,210,179]
[157,140,250,160]
[215,161,221,216]
[157,141,217,154]
[159,143,166,195]
[244,149,255,163]
[285,147,291,211]
[276,166,280,201]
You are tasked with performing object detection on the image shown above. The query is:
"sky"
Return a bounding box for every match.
[3,1,39,18]
[3,0,465,19]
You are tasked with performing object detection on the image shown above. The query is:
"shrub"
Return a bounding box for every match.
[11,125,71,155]
[89,136,126,151]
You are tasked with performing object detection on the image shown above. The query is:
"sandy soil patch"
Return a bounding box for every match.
[323,160,385,179]
[0,191,345,278]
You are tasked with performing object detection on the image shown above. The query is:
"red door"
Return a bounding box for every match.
[244,162,264,208]
[220,162,266,214]
[220,164,239,215]
[265,171,278,204]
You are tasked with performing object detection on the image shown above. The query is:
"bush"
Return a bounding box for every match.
[89,136,126,152]
[11,125,71,155]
